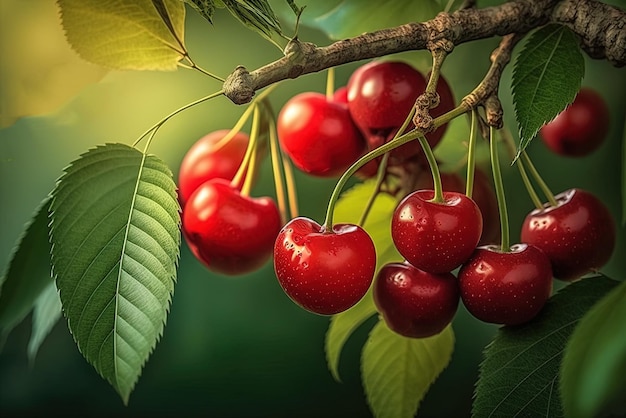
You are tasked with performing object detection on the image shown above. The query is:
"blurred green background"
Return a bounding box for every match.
[1,2,625,417]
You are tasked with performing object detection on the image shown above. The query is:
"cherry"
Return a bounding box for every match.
[277,92,366,177]
[273,217,376,315]
[374,261,459,338]
[539,87,610,157]
[458,244,553,325]
[412,169,500,245]
[391,190,483,273]
[178,129,250,206]
[520,188,616,281]
[182,179,281,275]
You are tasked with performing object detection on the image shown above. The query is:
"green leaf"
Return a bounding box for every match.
[512,24,585,159]
[285,0,441,40]
[362,321,454,418]
[183,0,217,23]
[49,143,181,404]
[325,180,402,381]
[57,0,187,70]
[560,279,626,418]
[222,0,283,39]
[473,276,618,418]
[0,198,53,341]
[28,281,62,363]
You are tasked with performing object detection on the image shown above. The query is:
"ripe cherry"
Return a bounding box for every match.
[182,179,281,275]
[392,190,483,273]
[520,188,616,281]
[178,129,250,206]
[374,261,459,338]
[273,217,376,315]
[458,244,553,325]
[277,92,366,177]
[539,87,610,157]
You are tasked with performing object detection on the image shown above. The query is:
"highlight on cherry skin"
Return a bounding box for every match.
[276,91,367,177]
[273,216,377,315]
[374,261,460,338]
[177,129,250,206]
[520,188,616,281]
[391,189,483,274]
[458,243,553,326]
[182,178,282,276]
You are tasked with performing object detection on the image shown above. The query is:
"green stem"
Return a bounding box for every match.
[465,109,478,198]
[239,106,261,196]
[132,90,224,148]
[268,116,289,225]
[326,67,335,99]
[490,127,510,252]
[358,152,390,226]
[231,105,260,192]
[517,159,543,209]
[418,133,444,202]
[521,151,558,207]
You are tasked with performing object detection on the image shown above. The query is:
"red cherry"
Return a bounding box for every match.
[520,188,616,281]
[539,87,610,157]
[277,92,366,177]
[273,217,377,315]
[374,261,459,338]
[182,179,281,275]
[391,190,483,273]
[458,244,553,325]
[333,86,349,104]
[178,129,249,206]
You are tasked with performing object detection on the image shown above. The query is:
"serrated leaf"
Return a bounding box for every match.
[279,0,441,40]
[28,281,62,363]
[0,198,53,341]
[473,276,618,418]
[560,279,626,418]
[512,24,585,158]
[49,143,181,404]
[223,0,282,38]
[57,0,186,70]
[362,321,454,418]
[184,0,217,23]
[325,180,402,382]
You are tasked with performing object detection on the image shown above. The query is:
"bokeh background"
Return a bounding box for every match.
[1,1,625,417]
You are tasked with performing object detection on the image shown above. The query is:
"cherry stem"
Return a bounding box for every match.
[358,152,390,226]
[240,107,261,196]
[281,150,299,219]
[520,151,558,207]
[268,115,289,225]
[489,126,510,252]
[132,90,224,148]
[212,85,278,153]
[419,133,444,202]
[231,105,260,192]
[326,67,335,100]
[465,109,478,198]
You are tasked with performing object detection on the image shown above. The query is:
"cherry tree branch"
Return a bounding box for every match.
[223,0,625,105]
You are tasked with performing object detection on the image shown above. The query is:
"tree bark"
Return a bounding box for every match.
[223,0,625,105]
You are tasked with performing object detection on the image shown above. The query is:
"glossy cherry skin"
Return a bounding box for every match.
[392,190,483,273]
[520,188,616,281]
[540,88,610,157]
[178,129,249,207]
[273,217,377,315]
[182,179,281,275]
[374,261,459,338]
[277,92,366,177]
[458,244,553,325]
[412,169,499,245]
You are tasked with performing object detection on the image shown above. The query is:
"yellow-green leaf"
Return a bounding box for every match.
[362,321,455,418]
[57,0,187,70]
[0,0,107,128]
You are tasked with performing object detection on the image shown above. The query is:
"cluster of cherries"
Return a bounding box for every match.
[178,59,616,339]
